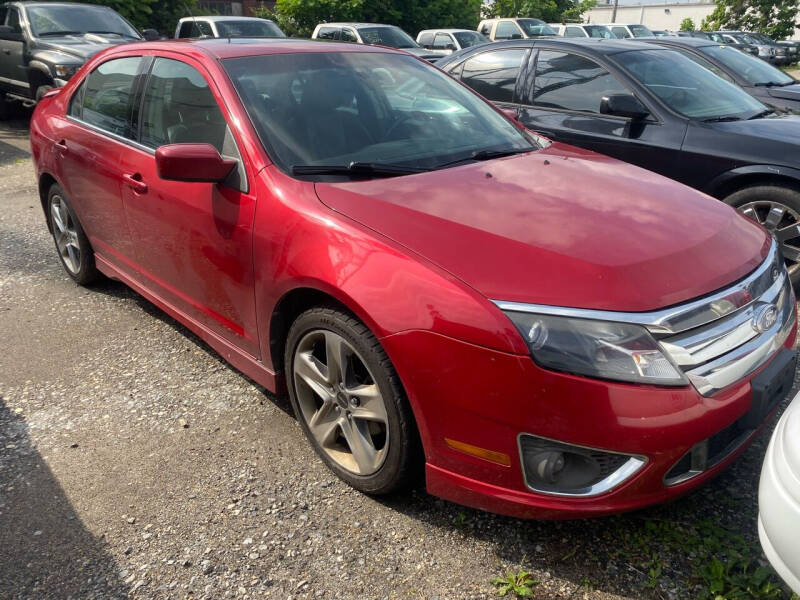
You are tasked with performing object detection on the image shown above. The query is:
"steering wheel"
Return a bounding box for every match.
[383,111,427,141]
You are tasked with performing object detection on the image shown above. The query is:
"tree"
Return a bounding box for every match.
[82,0,198,35]
[257,0,484,38]
[484,0,597,25]
[679,17,695,30]
[701,0,799,39]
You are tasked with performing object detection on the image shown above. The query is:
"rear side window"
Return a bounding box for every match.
[612,26,630,38]
[461,48,526,103]
[178,20,213,38]
[80,56,142,138]
[565,27,585,38]
[316,26,339,40]
[495,21,521,40]
[532,51,629,113]
[418,31,434,47]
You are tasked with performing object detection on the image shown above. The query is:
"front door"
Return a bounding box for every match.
[0,6,27,95]
[119,55,259,357]
[518,49,685,181]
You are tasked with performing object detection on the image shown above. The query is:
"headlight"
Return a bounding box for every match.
[504,311,686,385]
[54,64,80,79]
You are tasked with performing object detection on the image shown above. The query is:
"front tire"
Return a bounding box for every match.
[47,184,99,285]
[35,84,54,103]
[726,185,800,286]
[285,307,421,495]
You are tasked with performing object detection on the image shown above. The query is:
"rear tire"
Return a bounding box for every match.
[285,307,421,495]
[726,184,800,287]
[47,184,100,285]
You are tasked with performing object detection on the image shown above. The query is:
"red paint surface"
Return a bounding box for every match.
[29,39,788,519]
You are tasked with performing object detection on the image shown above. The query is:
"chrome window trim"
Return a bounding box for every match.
[517,433,647,497]
[66,115,156,155]
[494,240,779,336]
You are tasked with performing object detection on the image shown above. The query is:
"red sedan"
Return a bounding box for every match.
[29,38,797,518]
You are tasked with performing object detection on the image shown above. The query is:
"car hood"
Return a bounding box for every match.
[314,143,769,312]
[766,83,800,102]
[707,113,800,146]
[35,33,137,60]
[403,47,443,60]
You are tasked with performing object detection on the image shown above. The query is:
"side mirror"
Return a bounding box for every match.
[510,33,523,39]
[142,28,160,41]
[600,93,649,119]
[445,43,456,50]
[155,143,235,183]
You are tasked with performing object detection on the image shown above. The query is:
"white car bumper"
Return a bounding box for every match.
[759,390,800,595]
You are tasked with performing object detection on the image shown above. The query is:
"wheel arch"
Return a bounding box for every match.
[38,171,58,232]
[27,62,53,97]
[707,165,800,201]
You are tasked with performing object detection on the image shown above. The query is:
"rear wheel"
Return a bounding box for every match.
[726,185,800,286]
[285,307,421,495]
[47,184,99,285]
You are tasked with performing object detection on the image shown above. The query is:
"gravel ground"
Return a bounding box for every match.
[1,112,798,600]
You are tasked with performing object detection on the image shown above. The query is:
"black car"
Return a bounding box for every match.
[0,1,144,117]
[437,38,800,282]
[644,37,800,112]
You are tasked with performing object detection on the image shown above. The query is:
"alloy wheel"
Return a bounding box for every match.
[292,330,389,476]
[738,200,800,278]
[50,194,81,274]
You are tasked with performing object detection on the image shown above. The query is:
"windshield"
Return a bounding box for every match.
[454,31,488,48]
[223,52,535,176]
[584,25,616,38]
[629,24,654,37]
[215,19,285,38]
[358,26,419,48]
[517,19,556,36]
[614,49,766,119]
[27,5,140,38]
[702,45,794,86]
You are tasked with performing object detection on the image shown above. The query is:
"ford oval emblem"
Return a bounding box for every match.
[752,304,779,333]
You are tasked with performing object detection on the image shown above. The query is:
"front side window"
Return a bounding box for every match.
[6,7,21,33]
[223,52,535,174]
[358,26,418,49]
[139,58,228,153]
[27,5,139,39]
[495,21,522,40]
[462,48,526,103]
[614,49,766,119]
[454,31,487,48]
[341,28,357,42]
[701,45,794,86]
[215,19,284,38]
[479,22,492,36]
[585,25,615,39]
[418,32,434,47]
[517,19,556,36]
[612,26,630,39]
[532,51,629,113]
[628,24,653,37]
[565,27,586,38]
[80,56,142,138]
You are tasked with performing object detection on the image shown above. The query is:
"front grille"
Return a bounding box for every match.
[658,244,795,396]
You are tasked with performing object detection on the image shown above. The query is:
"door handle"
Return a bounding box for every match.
[54,140,68,154]
[122,173,148,194]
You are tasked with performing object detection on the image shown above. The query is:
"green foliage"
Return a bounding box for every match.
[701,0,798,39]
[698,557,784,600]
[484,0,597,24]
[255,0,484,38]
[81,0,198,36]
[452,511,469,527]
[679,17,696,31]
[490,569,538,598]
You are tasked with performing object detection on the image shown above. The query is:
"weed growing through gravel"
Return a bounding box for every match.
[490,569,538,597]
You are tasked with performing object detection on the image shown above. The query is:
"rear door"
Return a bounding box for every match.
[118,55,259,356]
[517,48,685,179]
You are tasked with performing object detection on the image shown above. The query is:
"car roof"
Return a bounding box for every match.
[318,23,397,29]
[644,37,718,48]
[14,1,116,8]
[99,38,403,60]
[418,29,478,34]
[178,16,275,23]
[443,37,660,57]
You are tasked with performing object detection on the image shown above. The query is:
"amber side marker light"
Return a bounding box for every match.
[444,438,511,466]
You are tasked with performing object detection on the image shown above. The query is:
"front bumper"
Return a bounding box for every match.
[758,391,800,595]
[383,317,796,519]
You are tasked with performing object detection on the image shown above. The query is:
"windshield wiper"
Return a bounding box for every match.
[87,30,138,38]
[747,109,774,119]
[701,115,743,122]
[434,147,533,169]
[291,161,428,177]
[39,30,82,37]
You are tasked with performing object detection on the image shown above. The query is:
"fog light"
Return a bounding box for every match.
[519,434,646,496]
